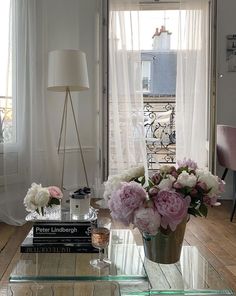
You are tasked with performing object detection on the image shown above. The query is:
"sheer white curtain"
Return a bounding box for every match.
[0,0,59,225]
[176,0,209,168]
[109,0,147,175]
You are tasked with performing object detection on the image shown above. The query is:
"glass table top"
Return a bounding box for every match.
[0,282,121,296]
[9,229,234,295]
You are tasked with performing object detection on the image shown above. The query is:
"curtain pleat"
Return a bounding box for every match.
[176,0,209,168]
[108,0,148,176]
[0,0,59,225]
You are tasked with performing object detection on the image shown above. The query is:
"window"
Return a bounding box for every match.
[0,0,14,144]
[0,0,16,184]
[141,50,177,169]
[107,6,179,175]
[138,9,178,169]
[106,0,213,178]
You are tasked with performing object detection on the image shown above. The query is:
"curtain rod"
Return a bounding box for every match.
[139,1,180,4]
[139,1,180,10]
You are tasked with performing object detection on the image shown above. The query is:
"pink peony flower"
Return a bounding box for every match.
[196,181,208,192]
[108,181,147,225]
[134,207,161,235]
[189,188,198,197]
[153,190,190,231]
[173,182,183,189]
[218,178,225,193]
[158,175,176,190]
[169,166,177,174]
[148,186,159,198]
[48,186,63,199]
[171,170,179,179]
[203,195,220,206]
[177,158,198,171]
[151,173,161,185]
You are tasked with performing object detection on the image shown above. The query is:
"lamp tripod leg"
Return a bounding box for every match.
[68,90,89,187]
[58,90,69,154]
[58,91,69,190]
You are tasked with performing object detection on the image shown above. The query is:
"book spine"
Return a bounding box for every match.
[33,224,93,238]
[33,220,97,227]
[20,245,99,253]
[33,237,91,244]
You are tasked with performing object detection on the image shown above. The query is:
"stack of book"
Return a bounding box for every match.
[21,219,99,253]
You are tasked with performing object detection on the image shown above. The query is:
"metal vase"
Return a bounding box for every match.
[142,216,187,264]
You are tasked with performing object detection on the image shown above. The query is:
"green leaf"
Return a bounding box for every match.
[188,208,198,217]
[188,207,202,217]
[141,176,146,186]
[148,179,155,188]
[130,176,140,183]
[199,203,208,217]
[48,197,60,206]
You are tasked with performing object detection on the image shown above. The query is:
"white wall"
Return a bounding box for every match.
[37,0,100,193]
[216,0,236,199]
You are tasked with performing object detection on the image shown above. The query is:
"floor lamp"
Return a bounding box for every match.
[48,49,89,190]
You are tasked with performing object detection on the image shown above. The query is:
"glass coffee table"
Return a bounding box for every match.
[9,229,234,295]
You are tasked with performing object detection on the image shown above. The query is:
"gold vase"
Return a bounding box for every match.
[142,216,187,264]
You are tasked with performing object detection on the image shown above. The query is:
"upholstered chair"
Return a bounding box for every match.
[217,124,236,221]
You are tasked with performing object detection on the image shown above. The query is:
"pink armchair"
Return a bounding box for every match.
[217,124,236,221]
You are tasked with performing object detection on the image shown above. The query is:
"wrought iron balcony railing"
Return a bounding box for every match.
[144,95,176,170]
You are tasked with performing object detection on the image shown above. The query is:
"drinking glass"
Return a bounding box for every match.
[90,227,111,269]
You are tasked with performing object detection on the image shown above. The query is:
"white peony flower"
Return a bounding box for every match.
[24,183,50,213]
[26,183,42,201]
[35,188,50,207]
[103,166,145,200]
[158,174,176,190]
[125,166,145,179]
[196,169,220,196]
[159,165,172,174]
[103,175,124,201]
[24,183,43,212]
[24,194,38,212]
[177,171,197,187]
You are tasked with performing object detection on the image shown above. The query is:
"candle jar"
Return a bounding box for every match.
[70,187,91,220]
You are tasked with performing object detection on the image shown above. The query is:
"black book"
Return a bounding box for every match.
[20,244,98,253]
[33,236,91,244]
[21,231,98,254]
[33,221,96,238]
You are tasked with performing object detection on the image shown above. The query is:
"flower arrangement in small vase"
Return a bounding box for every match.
[104,159,225,263]
[24,183,63,216]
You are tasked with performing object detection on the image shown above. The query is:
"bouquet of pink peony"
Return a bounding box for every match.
[24,183,63,216]
[107,159,225,236]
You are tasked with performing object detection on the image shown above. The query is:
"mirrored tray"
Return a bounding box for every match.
[25,206,97,222]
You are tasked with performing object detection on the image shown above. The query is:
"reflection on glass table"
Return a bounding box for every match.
[9,229,234,295]
[141,246,234,295]
[0,281,120,296]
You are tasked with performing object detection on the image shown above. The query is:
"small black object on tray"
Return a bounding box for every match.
[70,187,91,199]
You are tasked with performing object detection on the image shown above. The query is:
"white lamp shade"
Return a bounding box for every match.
[47,49,89,92]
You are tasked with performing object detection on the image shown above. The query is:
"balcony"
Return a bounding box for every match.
[144,95,176,170]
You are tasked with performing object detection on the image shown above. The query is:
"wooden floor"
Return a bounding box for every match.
[0,201,236,293]
[184,200,236,291]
